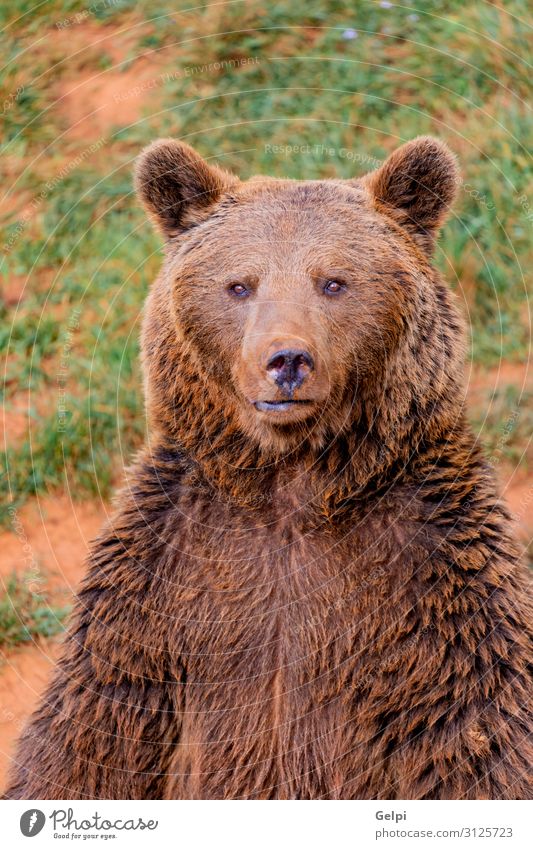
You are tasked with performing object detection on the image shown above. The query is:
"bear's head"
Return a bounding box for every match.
[135,137,464,493]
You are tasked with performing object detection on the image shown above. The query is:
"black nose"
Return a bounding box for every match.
[266,348,314,395]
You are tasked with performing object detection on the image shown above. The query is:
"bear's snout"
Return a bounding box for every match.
[236,298,331,424]
[265,347,314,396]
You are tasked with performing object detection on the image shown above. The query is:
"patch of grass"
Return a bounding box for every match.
[0,573,70,649]
[469,385,533,468]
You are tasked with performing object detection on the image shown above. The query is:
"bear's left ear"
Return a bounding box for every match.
[362,136,460,254]
[135,139,238,238]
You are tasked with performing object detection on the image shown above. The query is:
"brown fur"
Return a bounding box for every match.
[5,137,532,800]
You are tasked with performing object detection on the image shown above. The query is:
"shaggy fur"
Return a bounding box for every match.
[5,137,532,800]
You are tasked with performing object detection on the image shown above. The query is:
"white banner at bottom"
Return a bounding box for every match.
[1,799,531,849]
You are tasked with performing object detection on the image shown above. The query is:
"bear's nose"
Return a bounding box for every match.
[266,348,314,395]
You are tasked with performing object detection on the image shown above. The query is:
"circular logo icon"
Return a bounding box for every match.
[20,809,46,837]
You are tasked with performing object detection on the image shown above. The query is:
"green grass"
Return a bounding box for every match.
[0,0,531,520]
[470,385,533,469]
[0,573,70,649]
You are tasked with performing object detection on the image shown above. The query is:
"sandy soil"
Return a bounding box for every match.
[51,19,168,142]
[0,640,62,791]
[0,496,107,789]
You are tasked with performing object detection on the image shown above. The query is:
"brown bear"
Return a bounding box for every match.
[5,136,532,800]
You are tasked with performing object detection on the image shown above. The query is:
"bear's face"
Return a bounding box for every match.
[136,137,460,453]
[164,181,420,435]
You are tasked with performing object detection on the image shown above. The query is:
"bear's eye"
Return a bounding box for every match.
[323,279,345,296]
[228,282,250,298]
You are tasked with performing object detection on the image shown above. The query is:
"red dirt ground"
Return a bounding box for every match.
[0,496,107,789]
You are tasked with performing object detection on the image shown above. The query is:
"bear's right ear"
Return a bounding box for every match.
[361,136,459,254]
[134,139,238,238]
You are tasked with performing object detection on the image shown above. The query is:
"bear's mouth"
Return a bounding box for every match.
[253,399,313,413]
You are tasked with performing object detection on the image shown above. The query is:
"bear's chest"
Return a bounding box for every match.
[161,497,400,799]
